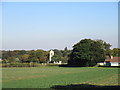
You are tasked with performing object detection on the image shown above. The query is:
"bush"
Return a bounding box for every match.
[2,63,42,67]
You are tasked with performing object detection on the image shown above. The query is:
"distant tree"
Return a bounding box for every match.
[63,47,68,57]
[22,54,30,63]
[14,58,20,62]
[52,48,72,63]
[96,40,111,56]
[68,39,106,67]
[111,48,120,57]
[2,51,9,59]
[53,49,63,56]
[64,47,68,51]
[0,51,2,58]
[36,50,49,63]
[28,56,39,63]
[7,57,16,63]
[52,55,63,62]
[18,50,26,55]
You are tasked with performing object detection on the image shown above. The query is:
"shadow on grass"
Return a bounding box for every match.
[98,66,120,68]
[2,84,120,90]
[59,64,120,68]
[59,64,85,67]
[50,84,120,89]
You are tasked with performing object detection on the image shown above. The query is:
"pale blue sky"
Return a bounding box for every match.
[0,2,2,50]
[2,2,118,50]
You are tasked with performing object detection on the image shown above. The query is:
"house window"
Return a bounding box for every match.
[106,61,111,66]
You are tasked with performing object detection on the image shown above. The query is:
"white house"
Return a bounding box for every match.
[54,61,62,64]
[104,57,120,66]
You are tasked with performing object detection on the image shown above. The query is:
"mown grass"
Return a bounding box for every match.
[2,66,119,88]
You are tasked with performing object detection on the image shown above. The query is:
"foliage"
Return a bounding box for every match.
[52,48,71,63]
[2,49,49,64]
[36,50,49,63]
[68,39,107,66]
[22,54,30,63]
[111,48,120,57]
[2,48,71,64]
[96,40,111,56]
[2,63,43,67]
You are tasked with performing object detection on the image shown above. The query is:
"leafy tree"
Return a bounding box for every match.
[22,54,30,63]
[111,48,120,57]
[18,50,26,55]
[52,48,71,63]
[28,56,39,63]
[68,39,106,67]
[52,55,62,62]
[96,40,111,56]
[53,49,63,56]
[36,50,49,63]
[2,51,9,59]
[64,47,68,51]
[52,49,65,62]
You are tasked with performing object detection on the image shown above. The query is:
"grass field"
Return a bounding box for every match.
[2,66,119,88]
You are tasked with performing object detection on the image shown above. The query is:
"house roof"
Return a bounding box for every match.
[105,57,120,62]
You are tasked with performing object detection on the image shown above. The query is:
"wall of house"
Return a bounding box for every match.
[97,63,104,66]
[111,62,119,66]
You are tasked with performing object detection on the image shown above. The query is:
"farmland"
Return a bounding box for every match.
[2,66,119,88]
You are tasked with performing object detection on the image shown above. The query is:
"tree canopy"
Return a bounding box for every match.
[68,39,110,67]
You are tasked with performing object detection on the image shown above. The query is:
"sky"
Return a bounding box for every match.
[0,2,2,50]
[1,2,118,50]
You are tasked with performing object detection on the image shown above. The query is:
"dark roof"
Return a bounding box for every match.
[105,57,120,62]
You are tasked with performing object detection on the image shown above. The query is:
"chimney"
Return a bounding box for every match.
[111,56,113,59]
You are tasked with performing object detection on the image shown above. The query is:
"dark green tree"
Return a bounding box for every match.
[64,47,68,51]
[36,50,49,63]
[96,40,111,56]
[68,39,106,67]
[53,49,63,56]
[111,48,120,57]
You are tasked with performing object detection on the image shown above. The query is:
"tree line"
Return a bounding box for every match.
[1,48,71,64]
[1,39,120,67]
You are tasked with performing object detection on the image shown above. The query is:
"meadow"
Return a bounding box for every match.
[2,66,119,88]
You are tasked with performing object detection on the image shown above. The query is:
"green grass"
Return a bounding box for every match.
[2,66,119,88]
